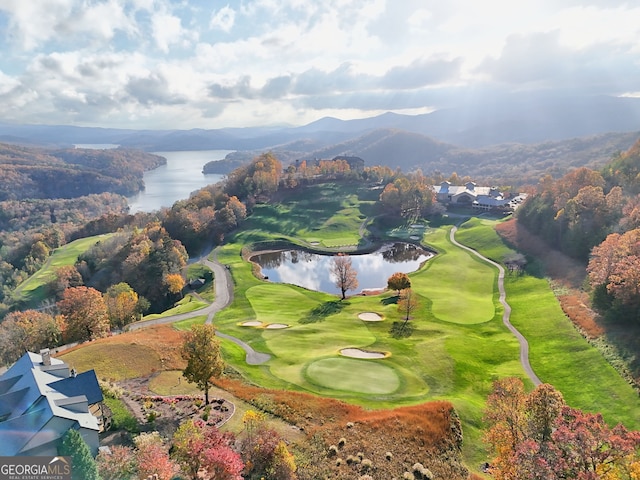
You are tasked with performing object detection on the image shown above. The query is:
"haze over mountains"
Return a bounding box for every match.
[2,93,639,184]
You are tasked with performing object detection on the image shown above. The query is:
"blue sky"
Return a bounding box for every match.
[0,0,639,129]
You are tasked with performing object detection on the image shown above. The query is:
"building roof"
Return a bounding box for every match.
[0,351,103,456]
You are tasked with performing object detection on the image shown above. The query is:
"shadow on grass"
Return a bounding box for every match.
[300,300,348,324]
[381,296,399,306]
[390,321,414,338]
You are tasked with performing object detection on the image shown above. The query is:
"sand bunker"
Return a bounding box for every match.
[265,323,288,329]
[358,312,383,321]
[340,348,387,359]
[241,321,262,327]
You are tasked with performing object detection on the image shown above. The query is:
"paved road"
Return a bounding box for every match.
[128,248,272,365]
[450,226,542,386]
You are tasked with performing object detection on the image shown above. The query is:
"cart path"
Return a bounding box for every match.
[450,226,542,386]
[129,248,272,365]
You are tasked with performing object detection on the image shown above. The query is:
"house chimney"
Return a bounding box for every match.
[40,348,51,366]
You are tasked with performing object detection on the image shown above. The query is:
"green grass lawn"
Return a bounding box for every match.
[141,295,208,320]
[235,182,376,249]
[62,343,162,381]
[414,226,496,324]
[13,233,114,305]
[172,315,207,331]
[210,198,640,468]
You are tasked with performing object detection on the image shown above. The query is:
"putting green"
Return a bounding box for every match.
[414,227,496,324]
[305,357,400,394]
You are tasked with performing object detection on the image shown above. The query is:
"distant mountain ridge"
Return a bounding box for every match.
[2,93,640,150]
[2,93,640,184]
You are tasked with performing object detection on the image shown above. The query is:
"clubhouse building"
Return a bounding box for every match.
[432,181,526,212]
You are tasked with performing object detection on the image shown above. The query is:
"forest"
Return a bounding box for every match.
[517,138,640,326]
[0,143,165,200]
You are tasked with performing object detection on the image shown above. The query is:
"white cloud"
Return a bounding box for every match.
[0,0,639,128]
[152,12,187,53]
[0,70,20,95]
[0,0,74,50]
[210,5,235,32]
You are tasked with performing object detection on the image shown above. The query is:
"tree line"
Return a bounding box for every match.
[516,138,640,323]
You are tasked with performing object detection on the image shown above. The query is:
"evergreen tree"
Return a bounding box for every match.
[58,428,99,480]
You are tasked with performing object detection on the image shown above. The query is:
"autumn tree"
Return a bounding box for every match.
[331,253,359,300]
[0,310,64,365]
[48,265,83,299]
[387,272,411,294]
[57,286,110,342]
[517,166,623,260]
[134,432,178,480]
[588,228,640,319]
[242,409,266,448]
[484,378,640,480]
[172,419,205,479]
[380,173,435,219]
[484,377,528,478]
[524,383,565,444]
[165,272,185,299]
[240,416,297,480]
[104,282,140,329]
[397,288,419,322]
[96,445,137,480]
[172,419,243,480]
[225,152,282,200]
[58,428,99,480]
[181,324,224,405]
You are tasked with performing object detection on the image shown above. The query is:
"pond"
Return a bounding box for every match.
[250,242,433,295]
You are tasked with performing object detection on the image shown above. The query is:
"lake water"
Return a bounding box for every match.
[251,242,433,295]
[126,150,233,213]
[74,145,233,213]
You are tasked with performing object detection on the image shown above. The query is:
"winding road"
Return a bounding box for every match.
[129,249,272,365]
[450,225,541,386]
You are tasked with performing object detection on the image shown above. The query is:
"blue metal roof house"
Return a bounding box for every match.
[0,349,103,457]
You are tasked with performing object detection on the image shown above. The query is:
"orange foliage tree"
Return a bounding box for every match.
[165,273,185,299]
[588,228,640,315]
[0,310,64,364]
[388,272,411,294]
[57,286,110,342]
[104,282,140,329]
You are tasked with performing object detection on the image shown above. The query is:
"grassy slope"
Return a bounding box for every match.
[456,217,640,430]
[212,195,526,465]
[213,196,640,466]
[13,234,114,304]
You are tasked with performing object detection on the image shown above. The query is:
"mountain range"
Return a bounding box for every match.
[1,93,639,184]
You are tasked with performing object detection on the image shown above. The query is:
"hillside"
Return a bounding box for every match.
[0,143,165,200]
[207,129,639,185]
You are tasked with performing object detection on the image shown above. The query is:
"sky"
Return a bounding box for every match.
[1,0,639,130]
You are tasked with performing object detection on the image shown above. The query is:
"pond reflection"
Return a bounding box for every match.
[250,243,433,295]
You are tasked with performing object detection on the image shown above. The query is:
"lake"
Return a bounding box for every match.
[127,150,233,213]
[251,242,433,295]
[74,145,233,213]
